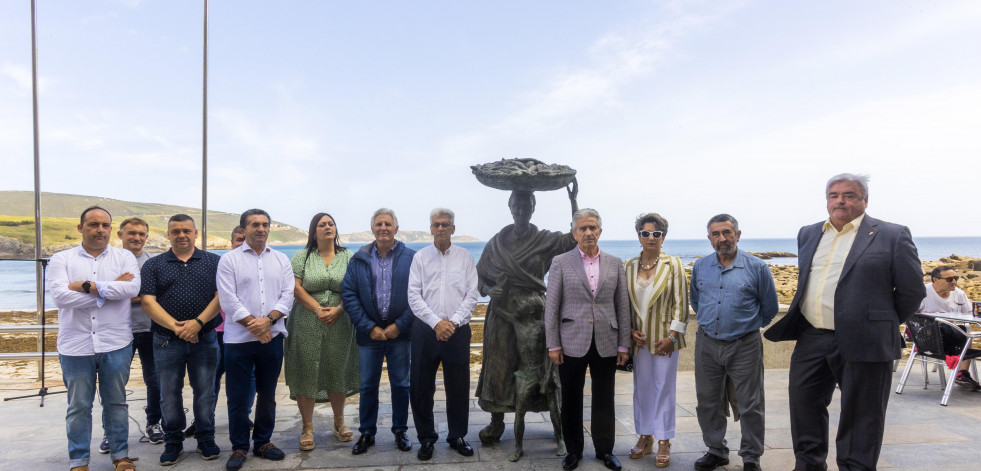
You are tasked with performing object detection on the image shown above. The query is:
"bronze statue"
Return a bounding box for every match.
[471,159,579,461]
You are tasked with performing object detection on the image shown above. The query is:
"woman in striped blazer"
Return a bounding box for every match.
[625,213,689,468]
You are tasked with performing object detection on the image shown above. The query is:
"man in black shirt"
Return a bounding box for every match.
[141,214,222,466]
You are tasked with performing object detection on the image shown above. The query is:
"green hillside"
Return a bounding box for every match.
[0,191,308,250]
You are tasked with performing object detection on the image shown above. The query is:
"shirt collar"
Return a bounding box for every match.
[76,243,108,260]
[162,247,202,262]
[822,213,865,234]
[577,246,600,261]
[242,243,269,255]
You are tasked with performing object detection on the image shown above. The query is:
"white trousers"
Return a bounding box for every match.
[632,345,679,439]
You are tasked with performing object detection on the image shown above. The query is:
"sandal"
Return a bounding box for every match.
[333,420,354,442]
[111,457,138,471]
[655,439,671,468]
[300,422,315,451]
[629,435,653,459]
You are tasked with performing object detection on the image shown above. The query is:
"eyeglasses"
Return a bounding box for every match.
[940,276,960,282]
[638,230,663,239]
[431,222,452,228]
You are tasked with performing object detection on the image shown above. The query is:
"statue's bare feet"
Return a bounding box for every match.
[479,421,505,444]
[509,447,523,462]
[555,440,567,456]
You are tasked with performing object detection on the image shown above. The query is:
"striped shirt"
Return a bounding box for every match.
[624,253,689,353]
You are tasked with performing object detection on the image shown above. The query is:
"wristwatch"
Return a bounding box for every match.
[81,281,92,294]
[266,314,278,325]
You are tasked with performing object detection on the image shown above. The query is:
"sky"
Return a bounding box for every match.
[1,0,979,241]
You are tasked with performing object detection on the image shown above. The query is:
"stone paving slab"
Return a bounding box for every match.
[3,365,981,470]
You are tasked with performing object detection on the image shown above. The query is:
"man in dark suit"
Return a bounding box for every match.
[545,208,631,471]
[764,173,925,471]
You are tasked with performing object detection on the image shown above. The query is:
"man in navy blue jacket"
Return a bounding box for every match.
[342,208,416,455]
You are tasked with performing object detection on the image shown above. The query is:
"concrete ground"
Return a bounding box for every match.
[2,362,980,471]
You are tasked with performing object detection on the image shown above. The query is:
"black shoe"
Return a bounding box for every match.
[160,443,183,466]
[146,423,164,444]
[98,435,110,454]
[694,452,729,471]
[352,434,375,455]
[197,440,221,460]
[448,437,474,457]
[598,453,621,471]
[226,449,248,471]
[955,370,981,391]
[184,420,196,437]
[562,453,582,470]
[744,462,761,471]
[394,431,412,452]
[253,442,285,461]
[417,441,435,461]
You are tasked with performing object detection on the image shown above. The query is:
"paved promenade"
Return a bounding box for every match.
[2,364,980,470]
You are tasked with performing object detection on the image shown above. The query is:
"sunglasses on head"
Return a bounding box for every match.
[638,230,663,239]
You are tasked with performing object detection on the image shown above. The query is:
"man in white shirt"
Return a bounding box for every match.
[919,266,978,391]
[407,208,479,461]
[216,209,294,471]
[49,206,141,471]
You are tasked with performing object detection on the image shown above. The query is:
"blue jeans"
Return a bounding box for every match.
[358,340,410,436]
[153,330,219,445]
[225,334,283,452]
[133,331,162,425]
[213,331,256,414]
[60,343,134,468]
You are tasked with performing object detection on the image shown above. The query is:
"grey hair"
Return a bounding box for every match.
[826,173,870,199]
[429,208,455,225]
[572,208,602,230]
[371,208,399,227]
[706,213,739,233]
[634,212,668,236]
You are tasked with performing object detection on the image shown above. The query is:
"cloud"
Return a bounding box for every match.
[0,63,52,93]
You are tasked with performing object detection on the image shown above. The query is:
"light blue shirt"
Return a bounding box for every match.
[371,242,397,319]
[689,249,778,341]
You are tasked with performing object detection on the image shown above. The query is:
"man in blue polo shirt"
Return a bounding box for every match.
[140,214,223,466]
[689,214,778,471]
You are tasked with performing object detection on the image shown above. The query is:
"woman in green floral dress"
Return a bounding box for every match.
[285,212,359,450]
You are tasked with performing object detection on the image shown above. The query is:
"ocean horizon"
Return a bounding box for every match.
[1,236,978,312]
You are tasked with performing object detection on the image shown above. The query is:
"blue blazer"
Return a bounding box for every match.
[764,215,925,362]
[342,241,416,346]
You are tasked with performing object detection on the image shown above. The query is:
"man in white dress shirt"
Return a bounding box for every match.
[216,209,294,471]
[49,206,141,471]
[919,266,978,390]
[407,208,479,461]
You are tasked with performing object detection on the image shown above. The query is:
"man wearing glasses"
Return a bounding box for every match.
[407,208,479,460]
[689,214,778,471]
[919,265,977,390]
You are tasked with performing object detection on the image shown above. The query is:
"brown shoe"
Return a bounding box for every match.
[111,456,138,471]
[655,440,671,468]
[629,435,653,459]
[69,466,89,471]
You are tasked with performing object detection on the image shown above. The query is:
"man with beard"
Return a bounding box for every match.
[689,214,778,471]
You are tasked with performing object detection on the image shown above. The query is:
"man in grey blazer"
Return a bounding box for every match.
[764,173,925,471]
[545,208,631,471]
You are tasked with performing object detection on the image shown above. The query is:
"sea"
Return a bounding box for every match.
[1,237,979,312]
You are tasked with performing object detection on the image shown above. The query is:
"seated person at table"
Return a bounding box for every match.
[918,265,977,391]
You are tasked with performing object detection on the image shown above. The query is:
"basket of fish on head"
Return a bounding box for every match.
[471,158,577,192]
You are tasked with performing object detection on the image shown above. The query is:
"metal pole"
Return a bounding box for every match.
[201,0,209,251]
[30,0,44,382]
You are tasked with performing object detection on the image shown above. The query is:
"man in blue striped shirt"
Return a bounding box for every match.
[689,214,778,471]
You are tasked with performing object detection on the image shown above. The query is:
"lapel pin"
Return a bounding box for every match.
[868,231,874,236]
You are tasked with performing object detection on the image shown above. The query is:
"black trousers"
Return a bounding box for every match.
[559,340,617,457]
[788,324,892,471]
[409,321,472,444]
